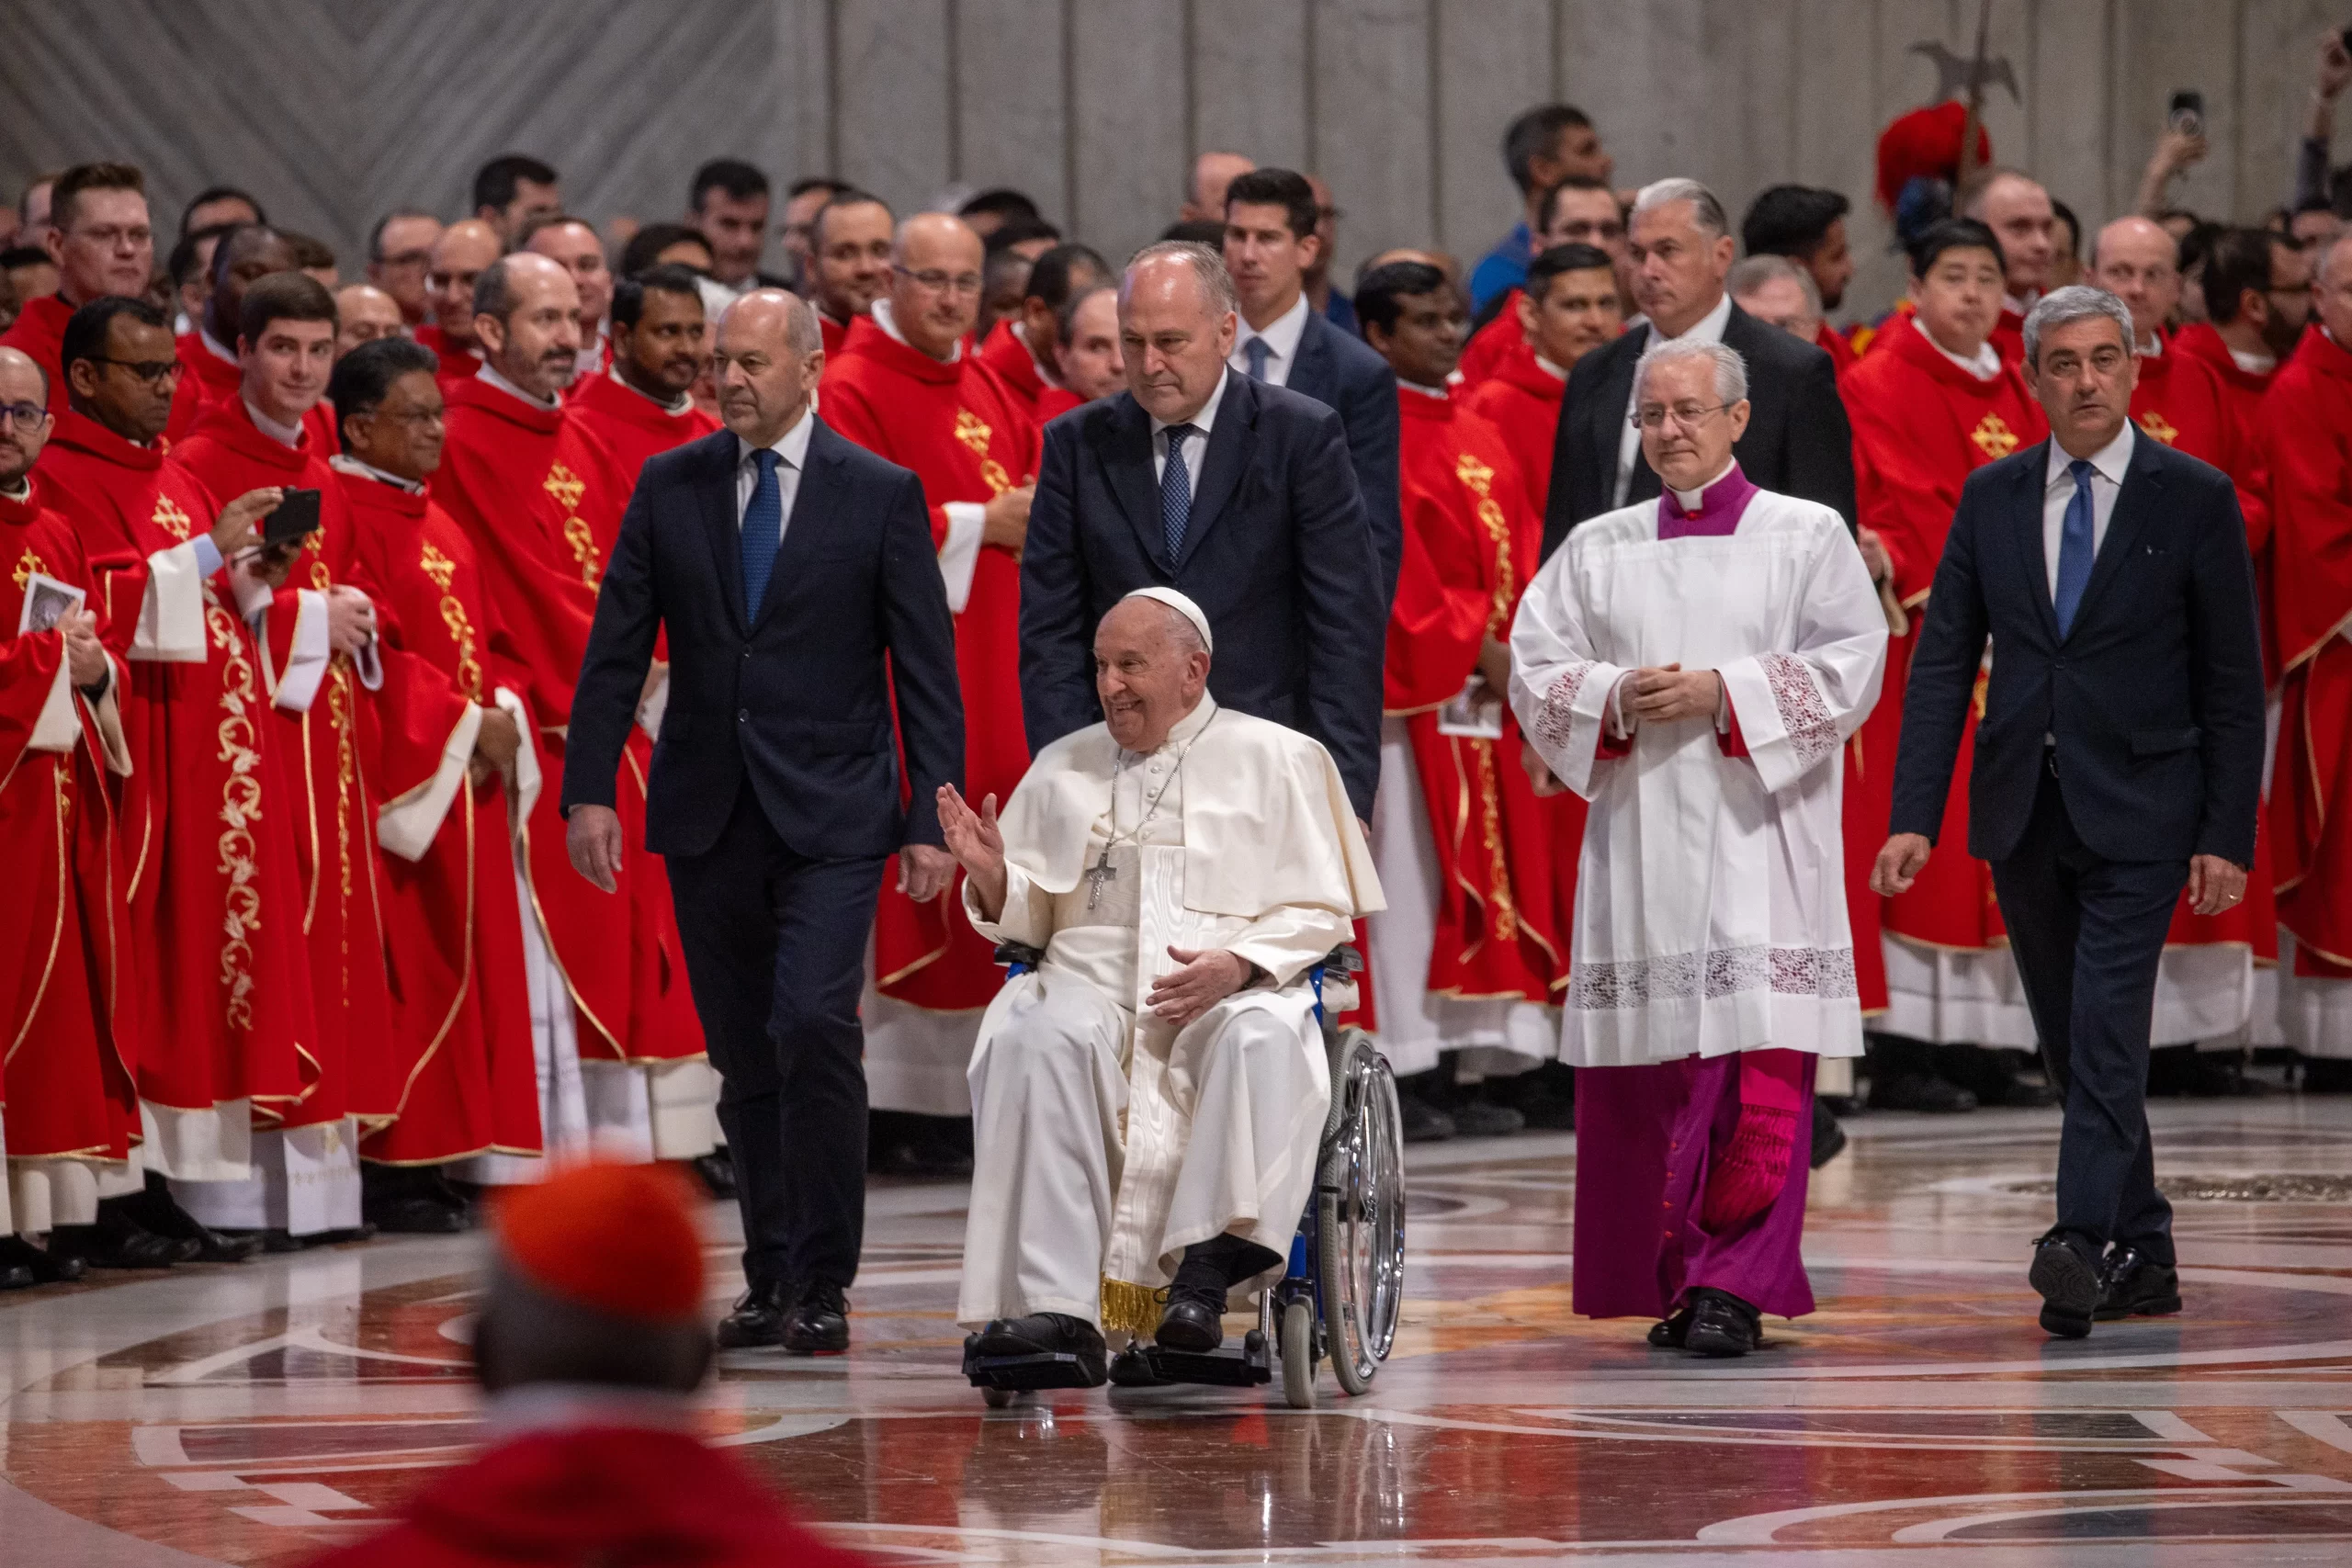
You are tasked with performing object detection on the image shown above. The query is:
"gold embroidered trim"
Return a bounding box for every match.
[544,463,602,587]
[12,547,47,588]
[1100,1277,1167,1337]
[2137,409,2179,446]
[152,494,194,541]
[207,600,264,1032]
[1970,412,2019,460]
[4,760,70,1067]
[426,544,484,700]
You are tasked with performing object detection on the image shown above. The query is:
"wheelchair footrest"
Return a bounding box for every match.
[963,1347,1102,1391]
[1111,1330,1272,1388]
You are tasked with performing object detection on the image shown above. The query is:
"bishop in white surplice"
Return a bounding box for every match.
[944,591,1381,1363]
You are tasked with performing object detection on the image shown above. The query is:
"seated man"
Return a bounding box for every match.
[941,589,1382,1383]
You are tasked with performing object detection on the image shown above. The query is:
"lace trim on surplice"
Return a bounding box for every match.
[1567,944,1858,1010]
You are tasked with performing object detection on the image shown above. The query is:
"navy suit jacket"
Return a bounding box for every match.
[1889,432,2264,867]
[1020,373,1386,818]
[1283,309,1403,600]
[561,419,965,862]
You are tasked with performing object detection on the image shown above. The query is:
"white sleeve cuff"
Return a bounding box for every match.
[637,665,669,741]
[131,540,210,663]
[268,589,332,712]
[939,502,986,615]
[354,636,383,692]
[493,685,543,830]
[26,659,77,752]
[375,701,483,862]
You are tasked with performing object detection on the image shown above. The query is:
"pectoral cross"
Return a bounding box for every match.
[1084,846,1117,909]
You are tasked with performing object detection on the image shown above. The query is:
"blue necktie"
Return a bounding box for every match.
[1161,424,1196,560]
[2052,457,2096,637]
[741,447,783,620]
[1243,337,1272,380]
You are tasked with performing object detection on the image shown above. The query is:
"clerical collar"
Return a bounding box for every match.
[1012,320,1065,389]
[1923,326,2000,381]
[870,297,961,363]
[1399,378,1449,399]
[1532,353,1569,381]
[243,396,303,448]
[0,477,28,502]
[478,361,561,411]
[2003,291,2037,318]
[2230,345,2275,374]
[200,327,238,366]
[481,1383,700,1440]
[328,452,423,494]
[1124,694,1218,761]
[1658,461,1756,538]
[1235,291,1310,370]
[2138,332,2164,357]
[1150,369,1227,442]
[616,372,694,416]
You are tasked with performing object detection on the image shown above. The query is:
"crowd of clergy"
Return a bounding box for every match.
[1,32,2350,1302]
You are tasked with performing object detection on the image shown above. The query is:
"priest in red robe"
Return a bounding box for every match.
[820,212,1035,1155]
[0,344,141,1265]
[1462,243,1622,520]
[429,254,714,1179]
[40,296,309,1265]
[1740,184,1860,376]
[567,265,719,486]
[1,164,202,445]
[413,220,500,394]
[976,243,1110,425]
[1457,175,1628,389]
[2261,232,2352,1085]
[806,192,894,360]
[1958,169,2056,366]
[327,337,546,1228]
[1843,219,2048,1111]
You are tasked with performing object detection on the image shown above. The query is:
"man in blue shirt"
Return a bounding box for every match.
[1469,105,1615,314]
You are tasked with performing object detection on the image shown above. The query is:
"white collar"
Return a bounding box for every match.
[1649,290,1733,347]
[1922,323,2001,381]
[735,406,816,470]
[2046,420,2135,490]
[2137,332,2164,357]
[243,396,303,448]
[481,1383,700,1440]
[199,326,238,366]
[2003,290,2038,317]
[1011,320,1065,388]
[478,361,561,411]
[1399,379,1449,399]
[328,452,424,494]
[1122,694,1218,762]
[1668,458,1739,512]
[2228,345,2275,374]
[0,478,29,502]
[1237,291,1312,363]
[1150,368,1228,441]
[615,370,695,416]
[1532,353,1569,381]
[871,297,961,363]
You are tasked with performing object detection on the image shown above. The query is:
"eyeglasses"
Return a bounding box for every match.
[374,248,432,271]
[0,401,51,430]
[1555,220,1626,243]
[1631,400,1731,431]
[87,355,184,386]
[894,265,982,296]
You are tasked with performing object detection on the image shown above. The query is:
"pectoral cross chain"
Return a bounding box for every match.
[1084,847,1118,910]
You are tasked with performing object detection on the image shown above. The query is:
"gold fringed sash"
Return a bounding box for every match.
[1100,1277,1167,1337]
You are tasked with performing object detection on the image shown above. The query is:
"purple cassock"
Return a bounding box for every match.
[1569,461,1819,1325]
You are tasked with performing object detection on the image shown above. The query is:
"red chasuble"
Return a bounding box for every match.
[1460,338,1566,519]
[429,374,703,1065]
[1988,301,2028,367]
[818,310,850,360]
[334,466,542,1164]
[0,479,141,1165]
[41,411,319,1133]
[3,294,201,444]
[566,372,721,489]
[976,320,1067,426]
[1843,313,2048,967]
[821,316,1036,1010]
[1455,291,1523,389]
[413,324,483,394]
[1387,386,1566,1003]
[2261,327,2352,978]
[1814,320,1857,378]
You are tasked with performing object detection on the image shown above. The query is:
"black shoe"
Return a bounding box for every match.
[1867,1072,1977,1113]
[1683,1289,1762,1357]
[1395,1089,1457,1143]
[49,1213,183,1269]
[364,1166,469,1233]
[2094,1247,2182,1322]
[784,1280,850,1355]
[967,1314,1108,1387]
[1809,1100,1848,1169]
[0,1262,31,1290]
[113,1178,262,1262]
[717,1280,794,1348]
[1153,1293,1226,1352]
[2302,1057,2352,1093]
[1646,1308,1692,1348]
[303,1224,378,1247]
[691,1148,737,1200]
[2030,1229,2103,1338]
[867,1112,976,1179]
[1447,1099,1526,1138]
[367,1194,467,1235]
[0,1235,84,1284]
[1488,1063,1576,1130]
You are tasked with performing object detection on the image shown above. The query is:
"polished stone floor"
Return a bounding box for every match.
[7,1099,2352,1566]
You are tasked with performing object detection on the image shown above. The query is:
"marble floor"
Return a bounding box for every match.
[6,1100,2352,1566]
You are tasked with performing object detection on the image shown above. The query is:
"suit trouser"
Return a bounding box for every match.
[666,781,887,1291]
[1988,758,2185,1264]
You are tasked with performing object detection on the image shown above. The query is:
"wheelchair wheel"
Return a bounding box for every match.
[1318,1029,1406,1396]
[1280,1298,1317,1409]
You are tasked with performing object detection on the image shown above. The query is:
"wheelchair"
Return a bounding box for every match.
[964,944,1407,1409]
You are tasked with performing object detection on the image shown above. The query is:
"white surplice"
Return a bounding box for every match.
[1509,476,1886,1066]
[956,698,1383,1333]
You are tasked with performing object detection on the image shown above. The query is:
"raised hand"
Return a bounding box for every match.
[934,784,1006,917]
[211,487,285,556]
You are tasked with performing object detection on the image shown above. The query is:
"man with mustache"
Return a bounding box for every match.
[569,265,719,486]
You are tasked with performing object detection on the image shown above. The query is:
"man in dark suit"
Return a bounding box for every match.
[1223,168,1402,600]
[1873,287,2265,1339]
[563,289,964,1356]
[1543,176,1855,558]
[1020,242,1386,820]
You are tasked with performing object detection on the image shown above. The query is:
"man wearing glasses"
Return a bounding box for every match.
[365,211,443,330]
[818,211,1035,1177]
[1457,175,1629,389]
[2,163,202,443]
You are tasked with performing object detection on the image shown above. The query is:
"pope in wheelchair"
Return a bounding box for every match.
[937,588,1384,1393]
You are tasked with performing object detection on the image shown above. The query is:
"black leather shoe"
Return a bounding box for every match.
[2030,1229,2103,1337]
[0,1262,31,1290]
[1489,1064,1577,1131]
[867,1112,976,1179]
[1396,1089,1456,1143]
[1447,1099,1525,1138]
[1868,1072,1977,1113]
[2095,1247,2182,1321]
[691,1148,737,1200]
[1809,1100,1848,1168]
[717,1280,793,1348]
[1646,1308,1692,1348]
[972,1313,1107,1383]
[2303,1056,2352,1093]
[1153,1292,1226,1353]
[49,1215,183,1269]
[0,1235,84,1284]
[113,1179,261,1262]
[1684,1289,1762,1357]
[784,1280,850,1355]
[368,1194,467,1235]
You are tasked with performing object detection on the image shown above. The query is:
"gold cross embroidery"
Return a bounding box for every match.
[1454,455,1497,498]
[1970,412,2019,460]
[12,547,46,588]
[954,409,994,459]
[419,542,457,591]
[543,462,586,513]
[153,494,194,541]
[2137,409,2179,446]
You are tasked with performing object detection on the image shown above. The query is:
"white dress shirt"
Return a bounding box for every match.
[2041,420,2134,600]
[1150,369,1227,493]
[1231,293,1310,388]
[1614,290,1735,506]
[734,407,816,536]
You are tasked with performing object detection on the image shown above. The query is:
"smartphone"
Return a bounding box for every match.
[2168,89,2204,137]
[262,488,322,548]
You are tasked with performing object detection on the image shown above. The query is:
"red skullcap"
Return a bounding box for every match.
[1875,101,1994,212]
[494,1161,707,1322]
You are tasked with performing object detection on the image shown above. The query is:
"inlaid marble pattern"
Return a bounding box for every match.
[6,1100,2352,1565]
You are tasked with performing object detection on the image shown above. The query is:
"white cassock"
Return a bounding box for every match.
[1509,469,1886,1066]
[956,697,1384,1335]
